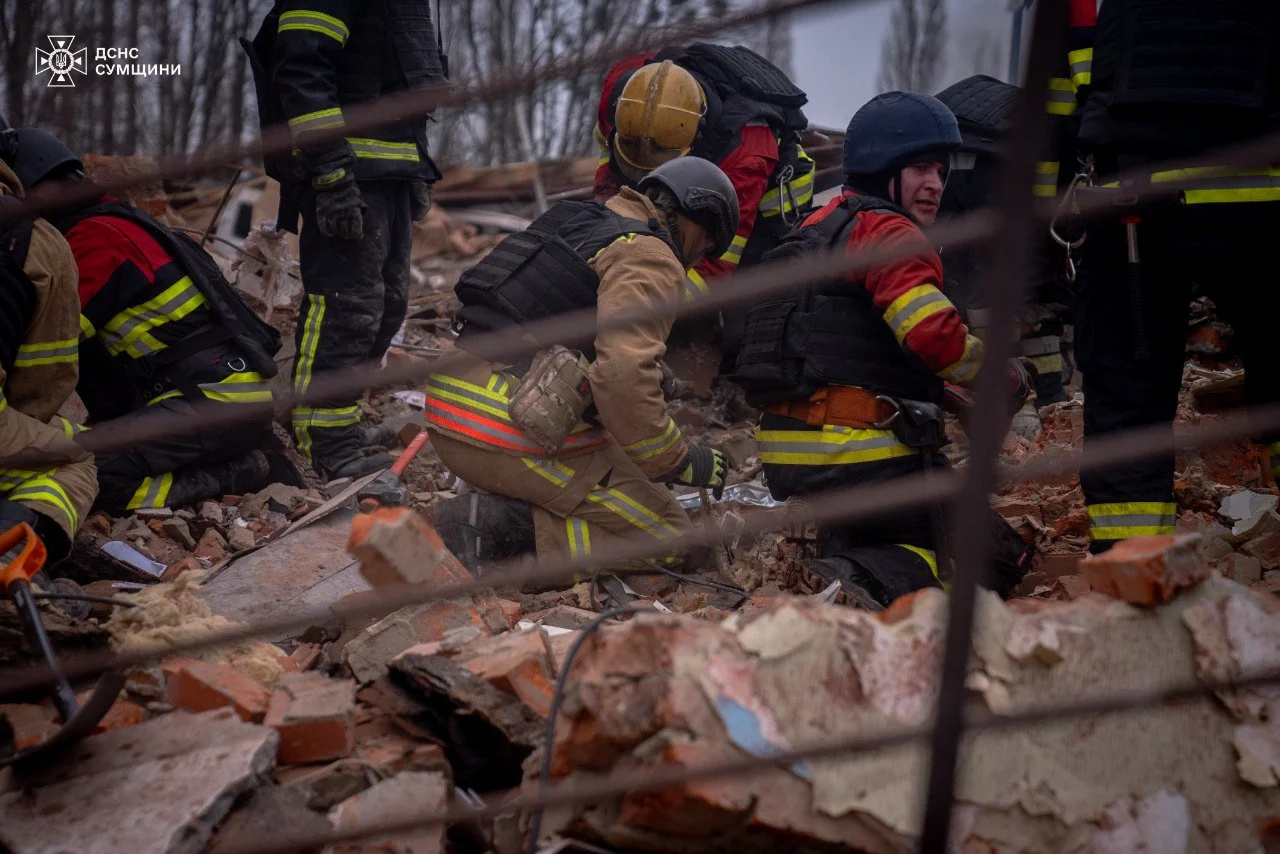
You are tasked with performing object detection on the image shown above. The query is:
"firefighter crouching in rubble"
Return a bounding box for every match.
[425,158,738,571]
[0,126,97,570]
[732,93,1036,610]
[12,129,285,516]
[246,0,446,479]
[1074,0,1280,552]
[592,46,814,363]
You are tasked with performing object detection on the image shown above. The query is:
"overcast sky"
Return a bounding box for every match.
[789,0,1015,130]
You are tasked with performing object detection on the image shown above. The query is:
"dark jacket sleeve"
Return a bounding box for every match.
[271,0,354,151]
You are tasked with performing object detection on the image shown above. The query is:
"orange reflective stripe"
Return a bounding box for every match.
[426,398,607,454]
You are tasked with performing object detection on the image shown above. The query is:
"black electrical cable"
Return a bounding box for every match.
[525,606,646,854]
[637,560,749,608]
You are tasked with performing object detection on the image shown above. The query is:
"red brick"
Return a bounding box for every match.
[161,657,272,722]
[455,630,555,717]
[161,556,204,583]
[1,703,57,749]
[86,512,112,537]
[88,697,146,732]
[497,598,522,628]
[193,528,228,563]
[284,643,322,673]
[347,506,472,589]
[265,672,356,764]
[1243,531,1280,571]
[1081,535,1211,606]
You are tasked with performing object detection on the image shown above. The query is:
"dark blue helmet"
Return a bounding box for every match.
[842,91,962,178]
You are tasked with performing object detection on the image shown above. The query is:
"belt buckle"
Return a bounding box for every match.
[872,395,901,429]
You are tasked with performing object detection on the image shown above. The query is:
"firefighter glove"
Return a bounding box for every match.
[674,445,727,494]
[1006,357,1038,411]
[410,180,433,223]
[941,382,976,418]
[309,150,365,241]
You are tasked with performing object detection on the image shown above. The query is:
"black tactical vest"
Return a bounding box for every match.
[733,194,944,406]
[454,200,676,356]
[55,201,281,413]
[1079,0,1280,157]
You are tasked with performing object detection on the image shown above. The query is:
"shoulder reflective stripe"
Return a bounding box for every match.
[278,9,349,44]
[1033,161,1059,198]
[11,475,79,531]
[15,337,78,367]
[895,543,939,579]
[566,516,592,558]
[79,314,96,339]
[588,233,639,262]
[756,426,915,465]
[938,335,982,384]
[684,268,708,303]
[1046,79,1077,115]
[100,277,207,358]
[622,418,682,461]
[127,472,174,511]
[294,294,326,395]
[288,107,346,139]
[345,137,420,162]
[883,283,951,343]
[1068,47,1093,88]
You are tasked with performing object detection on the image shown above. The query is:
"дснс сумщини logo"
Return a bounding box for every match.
[35,36,87,88]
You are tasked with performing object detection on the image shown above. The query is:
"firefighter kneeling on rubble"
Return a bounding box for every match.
[425,158,738,572]
[732,93,1035,609]
[0,122,97,573]
[12,129,286,515]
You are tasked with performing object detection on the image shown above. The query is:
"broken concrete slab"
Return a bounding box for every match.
[0,709,277,854]
[206,786,331,854]
[328,771,449,854]
[539,581,1280,853]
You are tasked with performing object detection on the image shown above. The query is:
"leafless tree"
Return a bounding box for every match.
[877,0,948,94]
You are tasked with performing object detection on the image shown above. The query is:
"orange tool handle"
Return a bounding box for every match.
[390,429,431,479]
[0,523,46,590]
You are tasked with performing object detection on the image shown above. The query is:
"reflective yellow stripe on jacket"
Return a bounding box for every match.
[98,276,207,358]
[14,337,77,368]
[1087,501,1177,541]
[149,371,273,406]
[756,424,916,466]
[758,146,816,219]
[278,9,349,45]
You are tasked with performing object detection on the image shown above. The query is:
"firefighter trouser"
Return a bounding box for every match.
[427,431,691,568]
[1077,202,1280,552]
[92,397,271,515]
[758,412,1030,600]
[292,179,413,472]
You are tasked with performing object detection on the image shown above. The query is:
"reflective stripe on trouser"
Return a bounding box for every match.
[149,371,274,406]
[425,430,689,568]
[92,396,271,516]
[1,472,80,533]
[1087,502,1177,544]
[294,181,413,468]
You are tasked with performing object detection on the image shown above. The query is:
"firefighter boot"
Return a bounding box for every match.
[435,492,537,574]
[792,555,887,612]
[356,421,399,450]
[209,450,272,497]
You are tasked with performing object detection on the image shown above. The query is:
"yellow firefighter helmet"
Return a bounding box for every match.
[613,60,707,176]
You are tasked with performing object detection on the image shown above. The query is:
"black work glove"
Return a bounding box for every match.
[409,180,433,223]
[307,149,365,241]
[672,446,728,498]
[0,499,70,566]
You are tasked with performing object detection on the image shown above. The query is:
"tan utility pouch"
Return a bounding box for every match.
[507,345,593,453]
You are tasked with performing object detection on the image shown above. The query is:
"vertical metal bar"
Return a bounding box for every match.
[202,166,244,248]
[916,1,1066,849]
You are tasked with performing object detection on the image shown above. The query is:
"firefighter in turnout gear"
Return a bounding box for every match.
[1074,0,1280,552]
[246,0,446,478]
[935,74,1073,408]
[591,45,814,361]
[13,129,284,515]
[0,125,97,566]
[425,158,738,572]
[733,93,1034,609]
